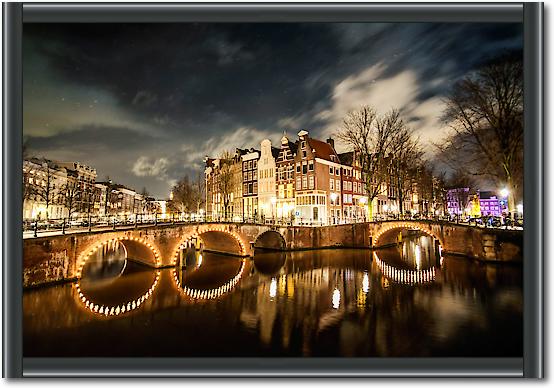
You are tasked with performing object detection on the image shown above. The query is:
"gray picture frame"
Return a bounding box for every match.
[3,2,543,378]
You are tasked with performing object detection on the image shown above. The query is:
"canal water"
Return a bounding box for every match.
[23,232,523,357]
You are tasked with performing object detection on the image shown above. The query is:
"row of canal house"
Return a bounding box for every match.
[205,130,414,225]
[205,131,359,225]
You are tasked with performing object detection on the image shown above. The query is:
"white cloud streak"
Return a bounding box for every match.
[132,156,170,179]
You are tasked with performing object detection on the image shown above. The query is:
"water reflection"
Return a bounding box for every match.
[173,251,246,300]
[374,232,439,285]
[77,242,160,317]
[23,242,522,357]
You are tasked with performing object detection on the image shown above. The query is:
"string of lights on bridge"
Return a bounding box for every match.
[373,222,442,246]
[170,226,248,265]
[75,270,161,317]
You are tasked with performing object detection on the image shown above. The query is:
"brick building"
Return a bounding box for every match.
[294,130,342,225]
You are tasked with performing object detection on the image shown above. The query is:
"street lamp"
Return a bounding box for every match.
[500,187,509,198]
[517,203,523,215]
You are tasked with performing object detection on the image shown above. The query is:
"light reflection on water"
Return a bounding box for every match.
[23,233,522,357]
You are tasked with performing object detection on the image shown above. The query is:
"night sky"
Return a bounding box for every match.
[23,23,522,198]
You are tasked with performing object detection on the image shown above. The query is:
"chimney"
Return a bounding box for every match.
[326,137,335,149]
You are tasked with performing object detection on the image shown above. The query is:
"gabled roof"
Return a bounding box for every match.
[338,151,354,166]
[288,140,299,155]
[307,137,339,162]
[271,146,280,159]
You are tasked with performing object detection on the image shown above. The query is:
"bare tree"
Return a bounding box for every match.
[169,176,196,214]
[337,106,414,219]
[437,53,523,211]
[193,170,206,213]
[60,180,80,221]
[32,159,59,220]
[138,187,155,215]
[217,150,237,220]
[391,134,424,214]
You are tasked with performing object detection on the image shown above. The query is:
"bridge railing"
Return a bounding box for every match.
[22,211,523,238]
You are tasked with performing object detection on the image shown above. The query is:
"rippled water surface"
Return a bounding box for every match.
[23,233,522,357]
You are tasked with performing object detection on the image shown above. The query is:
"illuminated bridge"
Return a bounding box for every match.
[23,220,522,287]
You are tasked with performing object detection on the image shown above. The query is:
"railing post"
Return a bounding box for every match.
[155,213,158,226]
[88,215,92,232]
[113,217,116,230]
[62,218,66,234]
[34,220,38,238]
[135,214,138,229]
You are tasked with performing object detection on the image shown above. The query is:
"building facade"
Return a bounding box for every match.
[293,131,343,225]
[23,158,98,220]
[242,149,260,219]
[275,135,297,221]
[446,187,471,216]
[257,139,280,220]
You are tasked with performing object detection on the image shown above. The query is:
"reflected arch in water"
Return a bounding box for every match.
[373,224,444,247]
[76,237,162,278]
[75,270,161,317]
[253,250,286,276]
[80,240,128,284]
[253,230,286,251]
[173,258,246,300]
[373,252,436,285]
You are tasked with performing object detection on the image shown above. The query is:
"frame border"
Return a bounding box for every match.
[3,1,542,378]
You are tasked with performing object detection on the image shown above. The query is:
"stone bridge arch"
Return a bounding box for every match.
[253,230,286,251]
[168,223,252,265]
[76,236,162,278]
[371,221,445,248]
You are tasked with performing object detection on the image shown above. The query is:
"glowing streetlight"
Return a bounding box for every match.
[517,204,523,214]
[359,197,367,205]
[500,187,509,198]
[383,204,389,212]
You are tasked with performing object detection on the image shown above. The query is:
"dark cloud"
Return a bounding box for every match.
[23,22,522,197]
